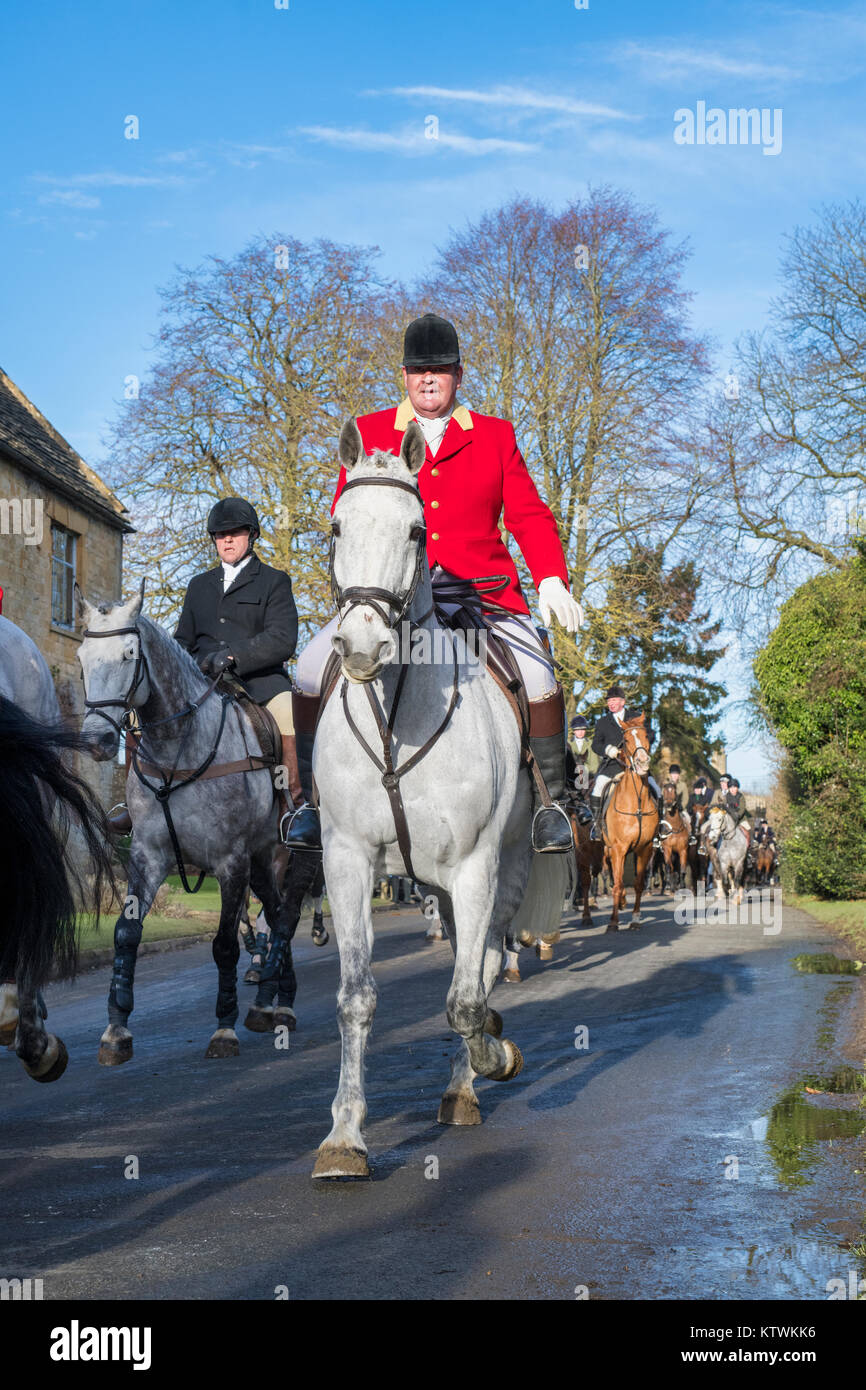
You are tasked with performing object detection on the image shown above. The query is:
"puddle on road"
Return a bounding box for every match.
[765,1082,866,1190]
[791,953,864,976]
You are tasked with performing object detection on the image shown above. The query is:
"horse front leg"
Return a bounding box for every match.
[438,892,506,1126]
[630,843,654,929]
[204,860,248,1058]
[313,840,376,1179]
[14,984,69,1083]
[445,858,523,1087]
[99,851,166,1066]
[606,846,626,931]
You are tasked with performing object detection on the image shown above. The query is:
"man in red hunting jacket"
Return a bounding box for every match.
[287,313,584,855]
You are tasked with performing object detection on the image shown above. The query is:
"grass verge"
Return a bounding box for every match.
[785,892,866,959]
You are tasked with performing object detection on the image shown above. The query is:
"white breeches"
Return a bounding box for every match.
[593,773,663,800]
[295,598,557,701]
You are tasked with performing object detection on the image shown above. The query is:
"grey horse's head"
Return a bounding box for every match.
[330,418,427,682]
[76,584,149,760]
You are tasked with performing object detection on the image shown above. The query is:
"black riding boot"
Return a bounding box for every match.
[528,688,573,854]
[589,792,604,841]
[282,691,322,851]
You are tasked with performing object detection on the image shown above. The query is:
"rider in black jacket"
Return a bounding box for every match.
[587,685,671,844]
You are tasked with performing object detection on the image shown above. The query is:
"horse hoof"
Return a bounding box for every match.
[98,1026,133,1066]
[0,1023,16,1047]
[501,968,521,984]
[491,1039,523,1082]
[28,1037,69,1083]
[274,1007,297,1032]
[204,1029,240,1058]
[536,942,554,961]
[243,966,262,984]
[628,919,642,931]
[425,930,444,943]
[438,1092,482,1125]
[244,1006,275,1033]
[605,924,619,934]
[312,928,329,947]
[312,1146,371,1180]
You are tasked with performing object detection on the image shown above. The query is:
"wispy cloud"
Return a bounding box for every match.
[31,170,189,189]
[369,84,634,121]
[620,44,800,81]
[298,125,538,155]
[37,189,101,209]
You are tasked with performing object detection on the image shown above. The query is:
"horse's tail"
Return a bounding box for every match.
[512,853,570,947]
[0,697,116,989]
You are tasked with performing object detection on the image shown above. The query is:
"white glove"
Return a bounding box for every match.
[538,576,584,633]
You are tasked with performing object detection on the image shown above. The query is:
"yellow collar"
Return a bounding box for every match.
[394,398,473,432]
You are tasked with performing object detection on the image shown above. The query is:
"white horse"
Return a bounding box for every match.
[704,807,748,903]
[312,419,567,1179]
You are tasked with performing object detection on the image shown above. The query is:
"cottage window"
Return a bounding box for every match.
[51,522,77,629]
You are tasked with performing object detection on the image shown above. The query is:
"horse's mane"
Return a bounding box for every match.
[621,712,646,730]
[136,613,208,690]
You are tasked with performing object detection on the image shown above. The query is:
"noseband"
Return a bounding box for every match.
[81,625,148,736]
[329,476,430,629]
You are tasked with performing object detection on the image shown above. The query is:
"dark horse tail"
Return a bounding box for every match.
[0,696,116,989]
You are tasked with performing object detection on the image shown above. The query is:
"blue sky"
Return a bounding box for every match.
[4,0,865,789]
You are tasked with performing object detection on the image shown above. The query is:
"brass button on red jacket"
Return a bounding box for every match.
[332,399,569,617]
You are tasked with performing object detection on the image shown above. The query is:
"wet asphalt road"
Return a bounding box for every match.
[2,891,865,1301]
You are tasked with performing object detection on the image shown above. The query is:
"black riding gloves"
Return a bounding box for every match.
[199,648,236,676]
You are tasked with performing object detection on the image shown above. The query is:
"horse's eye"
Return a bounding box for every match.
[330,522,341,538]
[409,524,425,543]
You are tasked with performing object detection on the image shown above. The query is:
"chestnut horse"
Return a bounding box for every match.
[755,842,777,886]
[601,714,658,931]
[660,782,689,893]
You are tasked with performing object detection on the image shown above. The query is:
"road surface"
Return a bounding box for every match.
[2,891,864,1300]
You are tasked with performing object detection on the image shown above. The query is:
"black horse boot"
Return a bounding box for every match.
[282,691,322,850]
[653,795,673,849]
[528,687,573,853]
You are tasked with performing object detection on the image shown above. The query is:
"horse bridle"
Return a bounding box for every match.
[81,625,149,736]
[329,476,432,630]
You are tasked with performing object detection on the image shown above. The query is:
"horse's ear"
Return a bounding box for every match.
[74,582,93,625]
[339,418,365,472]
[127,577,146,620]
[400,420,425,476]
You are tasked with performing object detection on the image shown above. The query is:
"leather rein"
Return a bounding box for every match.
[329,474,458,882]
[81,623,272,893]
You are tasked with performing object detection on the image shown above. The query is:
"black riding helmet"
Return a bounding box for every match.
[403,313,460,367]
[207,498,260,562]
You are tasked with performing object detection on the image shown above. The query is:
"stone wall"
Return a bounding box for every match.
[0,453,126,807]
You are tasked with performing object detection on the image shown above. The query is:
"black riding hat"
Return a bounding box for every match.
[694,777,707,788]
[606,684,625,699]
[570,715,588,730]
[207,497,261,537]
[730,778,740,788]
[403,313,460,368]
[669,763,681,774]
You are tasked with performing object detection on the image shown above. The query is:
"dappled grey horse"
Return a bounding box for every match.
[0,614,112,1080]
[76,586,297,1062]
[312,419,568,1179]
[703,807,748,903]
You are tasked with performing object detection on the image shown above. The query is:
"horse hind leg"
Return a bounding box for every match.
[246,847,315,1033]
[204,861,249,1058]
